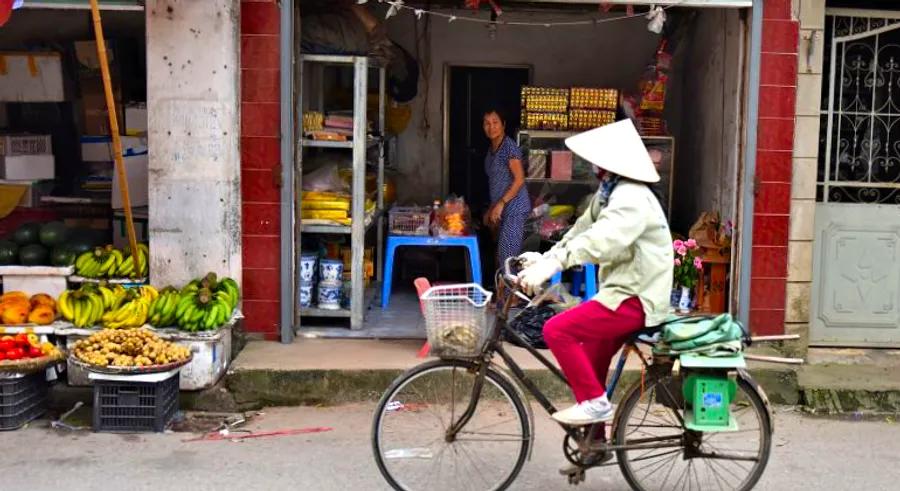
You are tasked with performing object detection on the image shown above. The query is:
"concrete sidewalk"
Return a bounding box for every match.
[223,338,802,409]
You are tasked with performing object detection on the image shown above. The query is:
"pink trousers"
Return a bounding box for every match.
[543,297,645,403]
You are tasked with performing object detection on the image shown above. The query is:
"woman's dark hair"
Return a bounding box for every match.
[483,106,507,126]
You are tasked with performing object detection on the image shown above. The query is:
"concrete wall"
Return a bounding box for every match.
[385,9,660,204]
[146,0,242,286]
[784,0,823,350]
[670,8,744,234]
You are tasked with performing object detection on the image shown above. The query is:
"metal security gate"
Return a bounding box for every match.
[811,11,900,346]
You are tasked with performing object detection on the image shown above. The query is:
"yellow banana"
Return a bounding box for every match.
[58,291,74,320]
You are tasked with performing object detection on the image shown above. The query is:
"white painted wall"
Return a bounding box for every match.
[385,9,660,204]
[146,0,242,286]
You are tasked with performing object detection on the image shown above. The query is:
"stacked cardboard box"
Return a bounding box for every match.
[0,134,55,208]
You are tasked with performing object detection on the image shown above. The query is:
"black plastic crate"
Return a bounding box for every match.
[0,372,49,431]
[92,373,179,433]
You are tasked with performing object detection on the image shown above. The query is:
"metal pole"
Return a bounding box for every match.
[88,0,140,273]
[737,0,765,327]
[351,57,368,329]
[279,0,296,343]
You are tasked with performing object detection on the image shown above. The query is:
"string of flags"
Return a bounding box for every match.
[357,0,676,30]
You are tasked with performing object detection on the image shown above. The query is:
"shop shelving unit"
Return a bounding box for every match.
[297,54,386,329]
[517,129,675,217]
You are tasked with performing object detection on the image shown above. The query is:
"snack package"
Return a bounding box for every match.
[434,195,471,237]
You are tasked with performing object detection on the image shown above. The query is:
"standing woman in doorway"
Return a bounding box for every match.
[482,107,531,268]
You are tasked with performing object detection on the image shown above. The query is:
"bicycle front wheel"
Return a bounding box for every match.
[614,374,772,491]
[372,359,531,491]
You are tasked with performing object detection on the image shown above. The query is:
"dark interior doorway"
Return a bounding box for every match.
[447,65,530,285]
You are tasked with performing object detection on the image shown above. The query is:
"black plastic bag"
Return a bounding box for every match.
[505,305,557,350]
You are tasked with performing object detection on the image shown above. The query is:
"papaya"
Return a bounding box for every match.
[30,293,56,311]
[27,305,55,325]
[2,303,29,325]
[0,291,29,303]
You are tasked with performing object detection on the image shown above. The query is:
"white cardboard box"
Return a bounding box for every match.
[0,154,54,180]
[0,134,52,156]
[81,135,148,162]
[0,52,65,102]
[0,265,74,299]
[112,152,148,209]
[125,103,147,136]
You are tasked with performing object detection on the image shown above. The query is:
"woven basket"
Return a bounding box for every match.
[0,352,65,374]
[67,354,192,376]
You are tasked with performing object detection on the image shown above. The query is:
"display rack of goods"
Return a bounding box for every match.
[0,291,58,326]
[73,243,149,280]
[569,87,618,110]
[569,109,616,131]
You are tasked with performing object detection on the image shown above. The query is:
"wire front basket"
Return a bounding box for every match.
[420,284,493,358]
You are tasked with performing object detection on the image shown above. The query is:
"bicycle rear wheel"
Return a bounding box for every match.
[372,359,531,491]
[614,374,772,491]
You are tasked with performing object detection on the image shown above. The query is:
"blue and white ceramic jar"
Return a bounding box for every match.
[298,282,314,308]
[320,259,344,283]
[300,252,318,282]
[318,281,343,310]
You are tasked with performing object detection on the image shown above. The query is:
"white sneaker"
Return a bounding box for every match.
[552,398,615,426]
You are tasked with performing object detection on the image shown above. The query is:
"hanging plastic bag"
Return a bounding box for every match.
[434,195,471,237]
[505,284,580,349]
[303,164,350,193]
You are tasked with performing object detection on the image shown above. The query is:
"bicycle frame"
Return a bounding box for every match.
[445,274,654,448]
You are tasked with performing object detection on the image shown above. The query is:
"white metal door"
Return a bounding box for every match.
[812,12,900,346]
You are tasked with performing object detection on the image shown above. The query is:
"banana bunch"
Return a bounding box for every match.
[74,244,150,279]
[181,272,240,313]
[116,243,150,278]
[75,246,123,279]
[58,286,106,328]
[100,285,159,329]
[148,287,182,328]
[97,284,129,311]
[176,287,232,332]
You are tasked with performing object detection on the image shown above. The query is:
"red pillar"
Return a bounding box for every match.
[240,0,281,340]
[749,0,798,335]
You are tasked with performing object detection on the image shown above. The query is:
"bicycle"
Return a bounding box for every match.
[372,258,795,490]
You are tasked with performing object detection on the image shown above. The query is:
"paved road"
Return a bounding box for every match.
[1,404,898,491]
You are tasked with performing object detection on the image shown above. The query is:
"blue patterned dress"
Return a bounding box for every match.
[485,136,532,265]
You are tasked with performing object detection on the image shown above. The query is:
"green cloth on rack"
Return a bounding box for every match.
[654,313,745,356]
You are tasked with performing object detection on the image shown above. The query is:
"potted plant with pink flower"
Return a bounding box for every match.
[672,238,703,313]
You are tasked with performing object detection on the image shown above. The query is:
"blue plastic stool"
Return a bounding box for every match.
[551,263,597,300]
[381,235,482,309]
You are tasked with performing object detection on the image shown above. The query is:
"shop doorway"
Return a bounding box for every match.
[810,10,900,347]
[445,65,529,284]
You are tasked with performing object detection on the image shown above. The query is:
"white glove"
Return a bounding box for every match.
[517,251,543,269]
[517,257,563,295]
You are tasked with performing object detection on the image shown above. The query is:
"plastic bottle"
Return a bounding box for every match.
[429,199,441,236]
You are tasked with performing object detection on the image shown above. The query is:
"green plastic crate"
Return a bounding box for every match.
[683,373,736,429]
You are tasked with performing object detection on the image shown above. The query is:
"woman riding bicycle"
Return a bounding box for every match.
[517,119,673,426]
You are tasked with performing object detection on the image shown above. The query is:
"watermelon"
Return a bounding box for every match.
[19,244,49,266]
[51,247,76,267]
[0,240,18,265]
[39,221,68,246]
[12,223,40,245]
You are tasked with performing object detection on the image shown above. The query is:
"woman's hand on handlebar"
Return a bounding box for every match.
[517,256,563,296]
